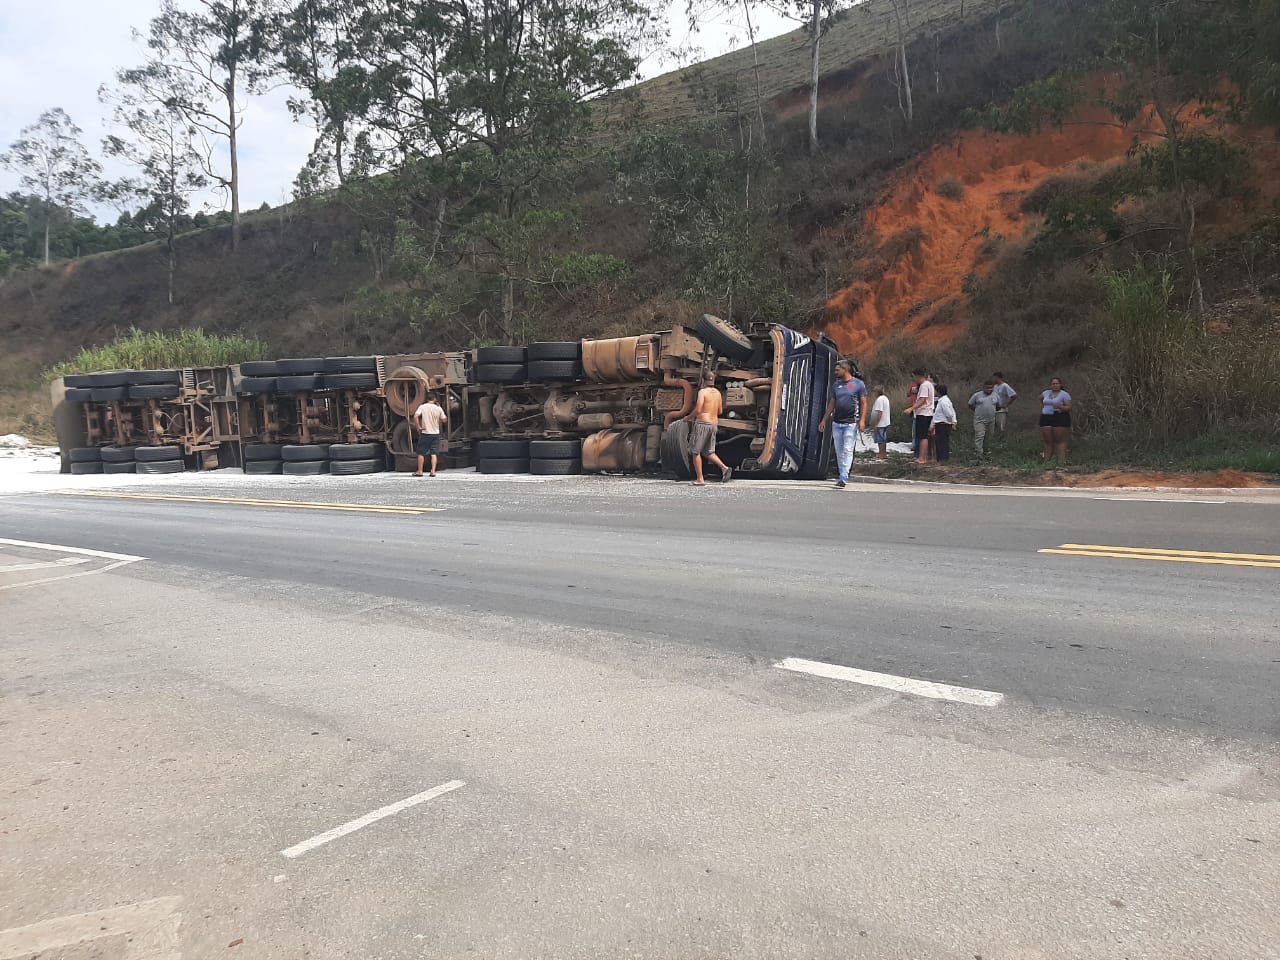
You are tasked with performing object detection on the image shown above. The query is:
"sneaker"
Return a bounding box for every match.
[836,478,847,488]
[719,466,733,483]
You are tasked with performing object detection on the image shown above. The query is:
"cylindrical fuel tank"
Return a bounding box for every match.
[582,429,647,472]
[580,336,658,382]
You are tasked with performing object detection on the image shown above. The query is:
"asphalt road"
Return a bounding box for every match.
[2,475,1278,738]
[2,472,1278,959]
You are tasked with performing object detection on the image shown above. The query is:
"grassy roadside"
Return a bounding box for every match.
[854,422,1280,485]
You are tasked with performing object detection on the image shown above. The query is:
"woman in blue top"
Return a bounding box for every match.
[1039,377,1073,464]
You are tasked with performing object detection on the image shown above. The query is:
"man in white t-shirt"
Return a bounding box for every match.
[868,384,891,461]
[413,395,447,477]
[905,368,935,465]
[992,372,1018,434]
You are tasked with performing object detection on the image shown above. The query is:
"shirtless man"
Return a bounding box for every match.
[684,375,732,485]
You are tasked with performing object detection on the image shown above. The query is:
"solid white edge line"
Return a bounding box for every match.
[1089,496,1227,504]
[280,780,465,859]
[0,537,146,562]
[776,658,1004,707]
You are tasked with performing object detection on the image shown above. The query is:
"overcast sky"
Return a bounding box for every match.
[0,0,796,222]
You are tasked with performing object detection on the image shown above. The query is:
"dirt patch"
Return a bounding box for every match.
[822,105,1152,355]
[1062,469,1266,489]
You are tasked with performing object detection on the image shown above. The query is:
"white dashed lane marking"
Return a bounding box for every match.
[280,780,465,859]
[776,657,1005,707]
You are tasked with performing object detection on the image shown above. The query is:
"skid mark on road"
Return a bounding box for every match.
[0,538,146,592]
[0,897,182,960]
[1042,543,1280,569]
[58,490,441,515]
[280,780,465,858]
[776,657,1004,707]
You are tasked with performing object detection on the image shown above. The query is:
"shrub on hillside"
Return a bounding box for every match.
[936,178,965,200]
[46,328,267,379]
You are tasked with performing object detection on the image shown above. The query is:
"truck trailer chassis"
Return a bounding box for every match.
[51,317,843,481]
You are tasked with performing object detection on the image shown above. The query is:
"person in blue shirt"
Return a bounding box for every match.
[1039,377,1073,464]
[819,360,867,489]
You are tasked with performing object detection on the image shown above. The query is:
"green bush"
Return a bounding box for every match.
[936,178,965,200]
[46,328,267,380]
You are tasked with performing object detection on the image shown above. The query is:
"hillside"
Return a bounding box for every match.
[2,0,1277,468]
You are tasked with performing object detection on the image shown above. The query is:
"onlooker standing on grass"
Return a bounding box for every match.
[868,385,891,461]
[819,360,867,488]
[1039,377,1073,465]
[968,381,1000,459]
[905,368,935,465]
[993,372,1018,434]
[930,385,957,463]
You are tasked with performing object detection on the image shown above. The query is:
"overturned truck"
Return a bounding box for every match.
[51,317,841,481]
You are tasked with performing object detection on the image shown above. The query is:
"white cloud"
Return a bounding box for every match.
[1,0,797,223]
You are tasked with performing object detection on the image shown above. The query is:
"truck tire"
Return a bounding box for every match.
[244,459,284,475]
[70,461,104,475]
[87,372,132,388]
[135,445,183,462]
[243,442,284,461]
[477,457,530,474]
[476,346,526,364]
[323,373,379,391]
[70,447,103,463]
[526,341,581,362]
[238,377,277,394]
[330,458,383,476]
[238,360,279,377]
[330,442,384,461]
[473,363,526,384]
[63,374,95,388]
[527,359,582,381]
[103,461,137,474]
[90,387,127,402]
[282,443,331,462]
[126,369,181,386]
[129,384,181,400]
[276,357,326,375]
[65,387,94,402]
[324,356,378,373]
[100,445,136,464]
[283,460,330,475]
[531,458,581,475]
[477,439,529,459]
[136,460,185,475]
[660,421,694,480]
[529,439,581,459]
[276,374,319,393]
[695,313,754,362]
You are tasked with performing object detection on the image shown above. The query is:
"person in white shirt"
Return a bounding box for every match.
[905,367,936,465]
[868,384,891,461]
[930,384,957,463]
[413,395,447,477]
[992,372,1018,434]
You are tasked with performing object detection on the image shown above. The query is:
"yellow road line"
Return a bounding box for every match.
[1058,543,1280,562]
[1040,548,1280,569]
[58,491,440,515]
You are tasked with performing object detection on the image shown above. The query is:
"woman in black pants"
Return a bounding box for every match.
[1039,377,1073,464]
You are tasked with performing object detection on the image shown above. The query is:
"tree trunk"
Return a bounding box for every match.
[43,218,50,266]
[893,0,913,126]
[742,0,767,149]
[228,65,241,251]
[808,0,821,157]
